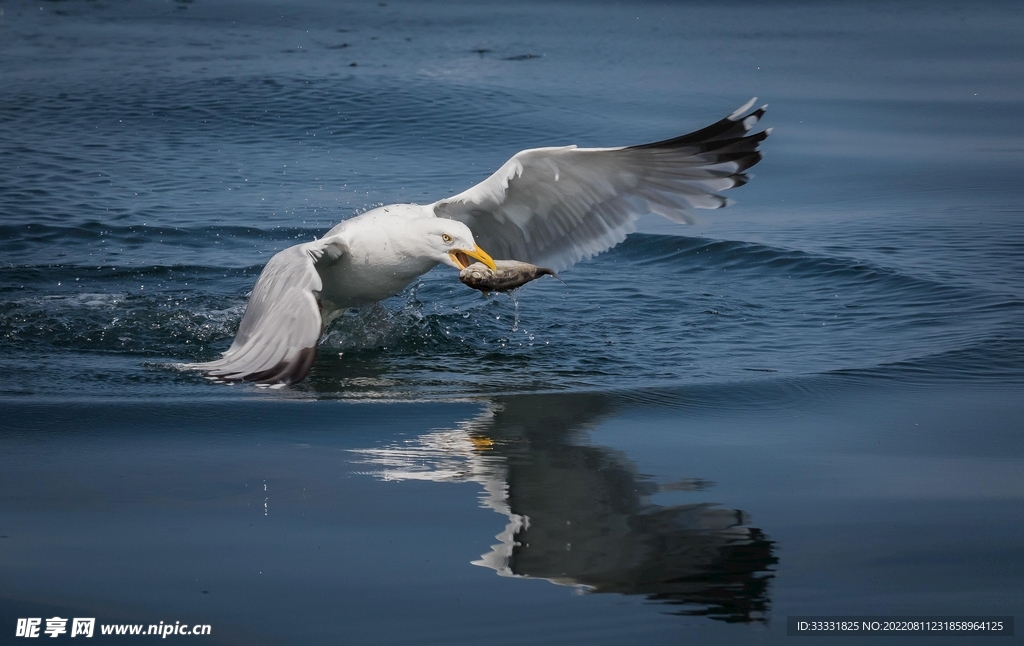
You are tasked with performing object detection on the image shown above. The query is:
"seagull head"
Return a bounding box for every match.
[423,219,497,271]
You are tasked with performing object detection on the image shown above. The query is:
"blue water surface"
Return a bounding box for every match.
[1,1,1022,644]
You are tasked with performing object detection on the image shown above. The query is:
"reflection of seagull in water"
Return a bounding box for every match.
[186,100,769,385]
[350,394,777,623]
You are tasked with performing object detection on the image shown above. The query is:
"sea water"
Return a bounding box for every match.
[1,1,1022,644]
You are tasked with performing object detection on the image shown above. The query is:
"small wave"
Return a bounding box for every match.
[827,335,1024,384]
[611,234,1000,302]
[0,222,320,246]
[0,222,325,268]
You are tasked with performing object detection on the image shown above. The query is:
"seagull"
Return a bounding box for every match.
[186,98,769,385]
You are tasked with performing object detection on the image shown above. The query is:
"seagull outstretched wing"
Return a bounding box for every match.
[433,99,769,272]
[186,236,348,385]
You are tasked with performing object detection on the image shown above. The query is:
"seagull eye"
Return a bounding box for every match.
[441,233,452,243]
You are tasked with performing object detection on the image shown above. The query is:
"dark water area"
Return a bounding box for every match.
[2,0,1023,644]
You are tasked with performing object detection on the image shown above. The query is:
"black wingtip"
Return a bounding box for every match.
[242,346,318,385]
[630,101,768,151]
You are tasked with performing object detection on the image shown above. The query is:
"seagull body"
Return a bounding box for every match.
[187,99,769,385]
[317,205,468,308]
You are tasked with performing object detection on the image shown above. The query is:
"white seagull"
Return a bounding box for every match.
[186,99,769,385]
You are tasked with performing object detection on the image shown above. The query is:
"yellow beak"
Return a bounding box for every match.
[450,244,497,271]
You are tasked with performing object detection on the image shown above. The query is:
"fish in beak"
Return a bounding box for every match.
[449,245,497,271]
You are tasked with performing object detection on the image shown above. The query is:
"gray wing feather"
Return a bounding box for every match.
[433,100,769,272]
[187,237,346,385]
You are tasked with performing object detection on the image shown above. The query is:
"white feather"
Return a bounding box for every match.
[433,100,768,272]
